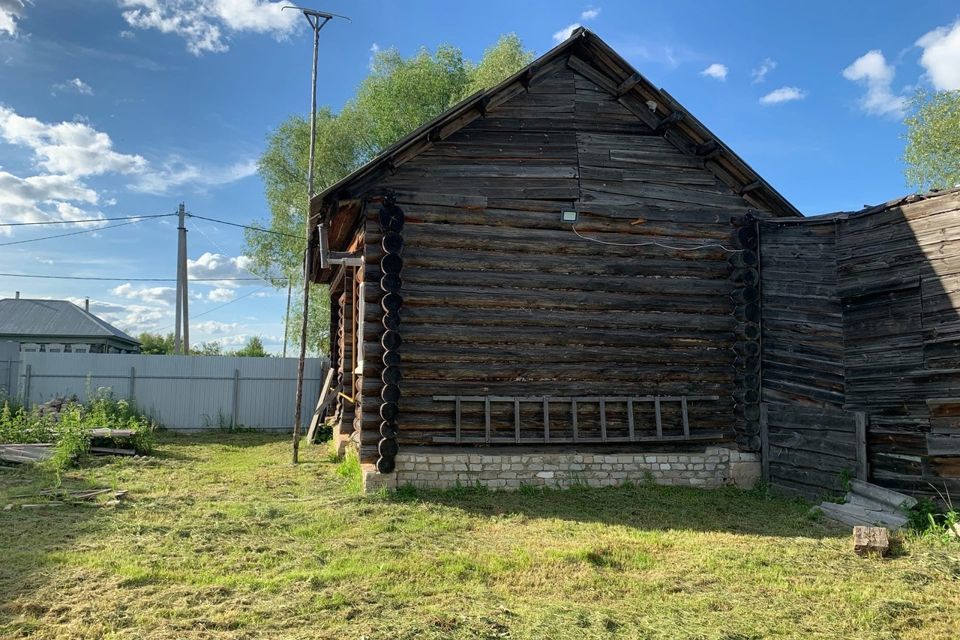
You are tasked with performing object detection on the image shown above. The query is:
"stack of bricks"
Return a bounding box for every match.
[388,447,759,491]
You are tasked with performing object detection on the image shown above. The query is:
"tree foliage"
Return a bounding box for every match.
[137,333,270,357]
[232,336,269,358]
[247,34,534,356]
[904,89,960,191]
[138,332,175,355]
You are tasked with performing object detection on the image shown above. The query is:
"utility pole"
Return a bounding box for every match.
[287,6,347,464]
[282,276,292,358]
[174,203,190,355]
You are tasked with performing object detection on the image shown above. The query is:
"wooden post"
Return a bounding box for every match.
[654,396,662,440]
[760,403,770,483]
[232,369,240,429]
[513,398,521,443]
[627,399,635,441]
[129,366,136,402]
[454,397,461,444]
[680,396,690,438]
[571,399,578,443]
[484,398,491,444]
[543,398,550,443]
[599,398,607,442]
[855,412,868,481]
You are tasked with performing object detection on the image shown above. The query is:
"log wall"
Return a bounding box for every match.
[349,65,765,463]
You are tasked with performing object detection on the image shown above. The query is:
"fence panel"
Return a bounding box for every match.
[16,352,327,432]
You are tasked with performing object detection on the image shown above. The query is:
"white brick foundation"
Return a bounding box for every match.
[386,446,759,492]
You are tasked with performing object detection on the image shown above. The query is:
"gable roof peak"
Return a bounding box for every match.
[311,29,800,221]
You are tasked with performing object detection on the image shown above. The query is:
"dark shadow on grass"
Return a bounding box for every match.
[152,430,291,450]
[390,481,848,539]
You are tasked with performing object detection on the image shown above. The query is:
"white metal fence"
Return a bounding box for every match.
[4,350,328,432]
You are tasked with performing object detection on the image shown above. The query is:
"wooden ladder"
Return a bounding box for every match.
[431,394,720,444]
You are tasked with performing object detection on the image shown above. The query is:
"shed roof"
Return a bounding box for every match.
[0,298,139,346]
[310,27,802,227]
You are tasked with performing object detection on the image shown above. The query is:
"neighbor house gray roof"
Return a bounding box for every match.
[0,298,139,346]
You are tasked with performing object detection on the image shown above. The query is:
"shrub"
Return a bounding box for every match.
[1,391,157,473]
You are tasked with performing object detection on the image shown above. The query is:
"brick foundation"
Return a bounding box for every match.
[377,446,759,492]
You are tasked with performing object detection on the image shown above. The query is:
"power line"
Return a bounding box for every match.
[190,217,287,290]
[0,213,177,227]
[186,213,304,240]
[0,273,288,283]
[0,220,145,247]
[192,285,273,320]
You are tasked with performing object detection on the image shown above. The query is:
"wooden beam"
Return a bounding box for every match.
[654,111,685,135]
[615,71,642,97]
[855,412,869,481]
[543,398,550,443]
[738,180,762,195]
[695,139,721,159]
[760,403,770,484]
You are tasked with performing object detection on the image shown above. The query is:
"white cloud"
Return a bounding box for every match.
[700,63,728,81]
[219,333,252,347]
[52,77,94,96]
[0,106,256,234]
[66,297,171,333]
[916,20,960,91]
[0,0,25,37]
[131,157,257,194]
[0,106,146,176]
[0,170,102,234]
[751,58,776,83]
[110,282,177,306]
[187,252,254,284]
[552,23,581,43]
[195,320,239,334]
[207,287,236,302]
[759,86,807,105]
[120,29,135,39]
[580,6,600,20]
[842,50,907,118]
[119,0,300,56]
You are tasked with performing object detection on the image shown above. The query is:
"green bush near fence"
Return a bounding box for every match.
[0,389,156,472]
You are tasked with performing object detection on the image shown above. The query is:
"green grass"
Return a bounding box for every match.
[1,433,958,639]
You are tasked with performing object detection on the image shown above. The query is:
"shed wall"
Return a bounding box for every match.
[759,191,960,495]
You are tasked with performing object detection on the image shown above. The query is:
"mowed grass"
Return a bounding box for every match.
[1,434,959,639]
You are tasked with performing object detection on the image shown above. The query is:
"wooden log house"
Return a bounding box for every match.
[307,28,800,488]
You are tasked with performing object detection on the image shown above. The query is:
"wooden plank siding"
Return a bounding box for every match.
[339,68,763,463]
[760,220,845,409]
[759,191,960,495]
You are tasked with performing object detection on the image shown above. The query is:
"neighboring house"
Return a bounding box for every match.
[307,28,796,490]
[0,297,140,354]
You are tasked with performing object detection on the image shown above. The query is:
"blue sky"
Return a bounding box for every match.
[1,1,959,353]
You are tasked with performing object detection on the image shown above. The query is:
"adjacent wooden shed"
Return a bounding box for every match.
[308,28,798,484]
[760,188,960,497]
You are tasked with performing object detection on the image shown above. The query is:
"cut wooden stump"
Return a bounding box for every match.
[853,526,889,557]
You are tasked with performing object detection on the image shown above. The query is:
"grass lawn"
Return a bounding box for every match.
[1,433,959,639]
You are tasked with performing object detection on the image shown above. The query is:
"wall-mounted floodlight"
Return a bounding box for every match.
[561,210,578,223]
